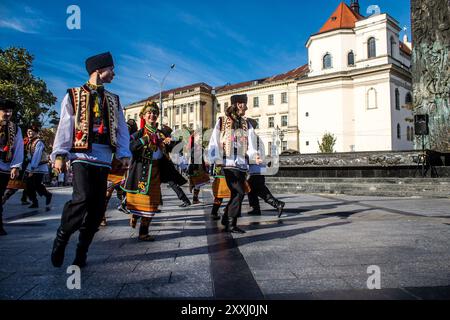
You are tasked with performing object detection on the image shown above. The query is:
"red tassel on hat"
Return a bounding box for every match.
[76,130,83,140]
[3,146,9,152]
[140,117,145,129]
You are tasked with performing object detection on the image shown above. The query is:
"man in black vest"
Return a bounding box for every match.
[24,123,52,208]
[50,52,131,267]
[0,99,24,236]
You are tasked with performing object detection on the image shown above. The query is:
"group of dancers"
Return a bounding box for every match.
[1,51,285,269]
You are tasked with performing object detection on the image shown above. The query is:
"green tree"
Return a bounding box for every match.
[40,127,57,154]
[318,132,337,153]
[0,47,58,130]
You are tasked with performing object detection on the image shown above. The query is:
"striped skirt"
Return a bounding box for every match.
[212,177,231,199]
[212,177,251,198]
[126,162,161,218]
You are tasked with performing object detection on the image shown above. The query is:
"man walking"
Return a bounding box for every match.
[50,52,131,267]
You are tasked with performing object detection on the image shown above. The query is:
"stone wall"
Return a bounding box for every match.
[411,0,450,152]
[277,150,450,177]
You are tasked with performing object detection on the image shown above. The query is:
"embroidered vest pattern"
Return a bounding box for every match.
[68,87,119,152]
[0,122,16,163]
[27,138,48,166]
[219,116,249,158]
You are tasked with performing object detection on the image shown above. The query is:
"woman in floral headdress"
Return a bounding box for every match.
[122,101,166,241]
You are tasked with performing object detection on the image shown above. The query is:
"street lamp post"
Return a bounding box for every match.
[148,64,175,129]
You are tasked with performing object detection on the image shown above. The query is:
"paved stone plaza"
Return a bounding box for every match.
[0,186,449,300]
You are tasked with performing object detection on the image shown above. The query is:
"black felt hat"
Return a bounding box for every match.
[0,98,18,111]
[85,52,114,74]
[230,94,248,105]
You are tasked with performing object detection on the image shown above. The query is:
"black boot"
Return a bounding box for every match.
[267,197,285,217]
[179,194,191,207]
[247,207,261,215]
[51,227,71,267]
[29,199,38,208]
[211,203,221,220]
[72,230,96,268]
[45,192,52,206]
[0,214,7,236]
[221,212,230,231]
[230,217,245,234]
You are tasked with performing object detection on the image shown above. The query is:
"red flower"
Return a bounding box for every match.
[3,146,9,152]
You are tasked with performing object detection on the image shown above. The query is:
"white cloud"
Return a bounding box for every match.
[0,18,38,34]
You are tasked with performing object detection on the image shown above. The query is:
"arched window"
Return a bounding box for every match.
[323,53,332,69]
[397,123,401,139]
[348,51,355,66]
[368,37,376,58]
[390,36,396,57]
[367,87,377,109]
[405,92,412,104]
[395,88,400,110]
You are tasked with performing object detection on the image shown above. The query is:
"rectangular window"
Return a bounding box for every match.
[281,92,287,104]
[190,104,194,113]
[224,102,229,110]
[134,113,137,120]
[163,109,167,117]
[183,105,187,114]
[253,118,259,129]
[253,97,259,108]
[127,114,131,120]
[268,94,274,105]
[281,115,288,127]
[176,107,180,115]
[268,117,274,128]
[282,141,287,151]
[306,141,309,146]
[268,142,272,156]
[189,123,194,129]
[175,125,179,130]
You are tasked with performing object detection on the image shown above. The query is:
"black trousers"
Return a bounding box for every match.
[223,168,246,219]
[0,173,10,219]
[168,180,189,202]
[247,175,274,209]
[26,173,50,202]
[59,162,109,235]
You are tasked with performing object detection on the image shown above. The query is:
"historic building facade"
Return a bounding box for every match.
[124,82,214,132]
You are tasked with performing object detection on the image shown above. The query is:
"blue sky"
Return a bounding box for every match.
[0,0,411,112]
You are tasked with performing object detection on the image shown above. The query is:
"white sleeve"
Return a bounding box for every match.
[50,93,74,162]
[247,122,259,163]
[115,101,132,159]
[10,127,24,169]
[207,119,222,164]
[30,140,45,170]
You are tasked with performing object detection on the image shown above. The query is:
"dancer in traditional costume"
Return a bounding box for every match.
[186,131,210,204]
[0,99,24,236]
[246,119,285,217]
[159,125,190,207]
[50,52,131,267]
[208,94,260,233]
[2,136,29,206]
[24,124,52,208]
[122,101,165,241]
